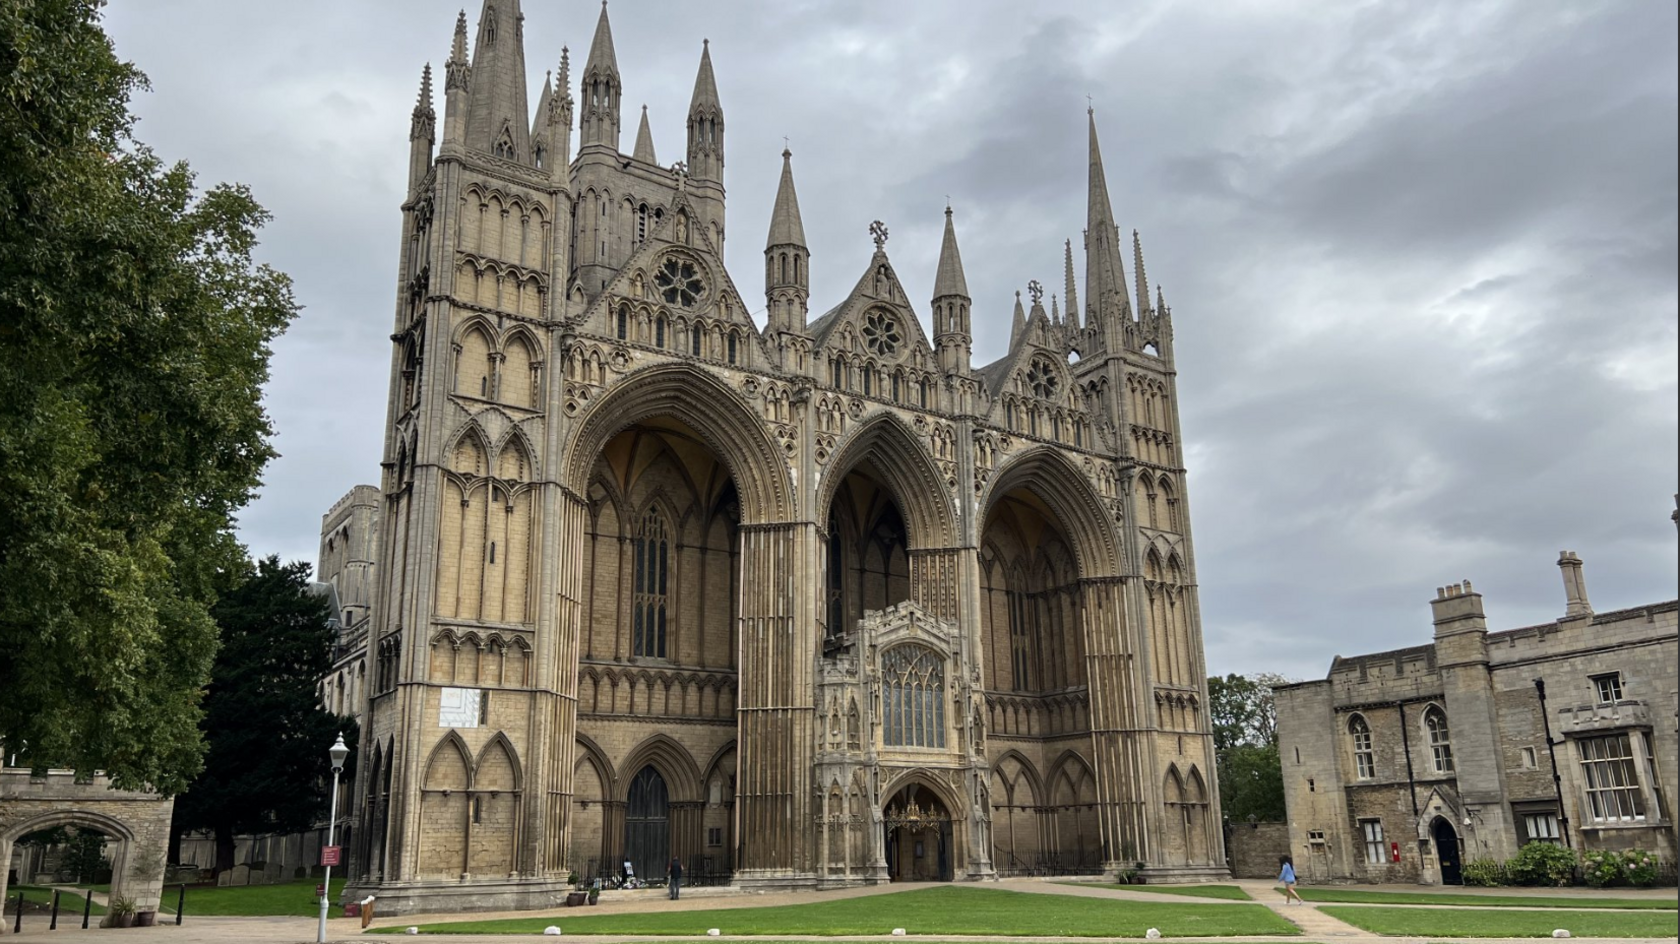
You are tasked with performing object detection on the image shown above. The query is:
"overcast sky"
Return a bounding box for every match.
[102,0,1677,682]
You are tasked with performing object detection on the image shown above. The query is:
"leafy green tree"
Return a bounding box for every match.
[171,557,354,872]
[1207,672,1290,822]
[0,0,297,792]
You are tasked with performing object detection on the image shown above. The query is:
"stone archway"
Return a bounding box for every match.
[881,782,953,882]
[0,770,174,926]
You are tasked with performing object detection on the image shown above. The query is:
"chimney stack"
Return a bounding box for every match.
[1557,551,1592,618]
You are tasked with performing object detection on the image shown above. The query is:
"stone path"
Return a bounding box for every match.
[2,876,1673,942]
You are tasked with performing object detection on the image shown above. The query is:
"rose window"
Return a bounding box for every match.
[655,257,704,308]
[862,310,902,356]
[1027,358,1058,399]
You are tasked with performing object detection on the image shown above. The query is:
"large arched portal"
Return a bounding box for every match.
[882,783,953,882]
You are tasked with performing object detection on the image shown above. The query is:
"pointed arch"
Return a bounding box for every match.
[981,446,1122,578]
[618,732,703,801]
[494,428,535,482]
[422,732,473,790]
[473,732,523,792]
[500,329,541,409]
[817,410,957,550]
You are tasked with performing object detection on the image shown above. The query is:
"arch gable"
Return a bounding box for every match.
[981,446,1121,578]
[574,732,618,797]
[618,732,703,801]
[818,410,956,550]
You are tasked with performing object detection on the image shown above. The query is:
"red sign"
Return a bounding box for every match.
[1390,841,1401,863]
[321,845,342,867]
[315,883,325,898]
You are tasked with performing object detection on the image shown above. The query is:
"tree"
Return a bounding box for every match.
[0,0,298,792]
[171,557,354,872]
[1207,672,1291,822]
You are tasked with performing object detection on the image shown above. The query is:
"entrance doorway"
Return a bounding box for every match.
[624,766,670,881]
[882,784,953,881]
[1432,817,1462,885]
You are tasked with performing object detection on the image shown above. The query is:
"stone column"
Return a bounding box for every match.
[1081,576,1149,870]
[542,488,588,874]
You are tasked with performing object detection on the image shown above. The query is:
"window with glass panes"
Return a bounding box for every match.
[882,645,945,748]
[1424,706,1454,774]
[1361,819,1386,864]
[1521,811,1561,844]
[1578,733,1644,821]
[1349,714,1375,779]
[1593,673,1623,704]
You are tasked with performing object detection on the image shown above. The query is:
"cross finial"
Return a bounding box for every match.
[1086,93,1093,114]
[869,220,889,251]
[669,160,689,192]
[1028,280,1044,305]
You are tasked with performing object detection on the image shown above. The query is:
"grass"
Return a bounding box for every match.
[1321,905,1680,938]
[377,885,1301,936]
[159,877,346,917]
[9,885,105,917]
[1060,881,1254,900]
[1280,886,1676,910]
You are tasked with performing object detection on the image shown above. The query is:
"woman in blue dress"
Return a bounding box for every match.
[1278,854,1303,904]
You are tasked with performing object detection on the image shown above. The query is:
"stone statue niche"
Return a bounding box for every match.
[812,601,994,886]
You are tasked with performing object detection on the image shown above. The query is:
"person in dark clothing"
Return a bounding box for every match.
[668,857,683,900]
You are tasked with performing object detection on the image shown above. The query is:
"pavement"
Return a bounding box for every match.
[1,876,1673,943]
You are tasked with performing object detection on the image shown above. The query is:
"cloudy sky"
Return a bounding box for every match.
[102,0,1676,681]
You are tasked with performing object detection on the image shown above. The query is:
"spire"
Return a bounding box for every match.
[1133,229,1150,316]
[632,105,657,164]
[1011,291,1027,346]
[409,64,436,193]
[442,10,471,146]
[1085,108,1130,327]
[530,72,552,141]
[1064,238,1080,329]
[450,9,469,65]
[932,205,969,299]
[766,148,807,249]
[579,1,622,149]
[1050,293,1061,324]
[1156,283,1167,314]
[686,40,724,183]
[464,0,531,162]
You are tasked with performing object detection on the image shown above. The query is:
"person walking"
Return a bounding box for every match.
[668,857,683,900]
[1278,854,1304,905]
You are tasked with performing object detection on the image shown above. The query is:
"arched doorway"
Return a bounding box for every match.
[882,784,953,881]
[1431,817,1462,885]
[625,766,670,881]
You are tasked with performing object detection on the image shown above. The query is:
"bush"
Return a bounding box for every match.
[1582,849,1624,887]
[1507,841,1576,887]
[1462,858,1505,886]
[1621,850,1660,887]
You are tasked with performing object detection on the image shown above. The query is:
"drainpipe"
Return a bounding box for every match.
[1398,702,1420,820]
[1534,679,1573,850]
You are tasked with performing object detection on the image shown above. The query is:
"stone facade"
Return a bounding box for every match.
[1275,553,1678,885]
[0,770,175,930]
[338,1,1225,914]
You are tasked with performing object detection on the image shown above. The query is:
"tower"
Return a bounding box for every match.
[931,206,972,382]
[764,148,809,354]
[684,40,726,253]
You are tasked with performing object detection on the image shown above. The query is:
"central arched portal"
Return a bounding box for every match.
[882,783,953,881]
[624,766,670,881]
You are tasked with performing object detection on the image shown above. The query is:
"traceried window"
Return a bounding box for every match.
[655,257,704,308]
[1349,714,1375,780]
[1424,706,1454,774]
[882,645,945,748]
[862,310,901,356]
[1579,733,1645,822]
[1361,819,1385,864]
[632,511,669,658]
[1026,357,1058,399]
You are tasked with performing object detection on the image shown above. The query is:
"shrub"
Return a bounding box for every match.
[1581,850,1624,887]
[1620,850,1659,888]
[1507,841,1576,887]
[1462,857,1505,886]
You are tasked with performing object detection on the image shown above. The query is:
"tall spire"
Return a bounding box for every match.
[408,64,436,193]
[765,148,809,338]
[1010,291,1027,347]
[579,1,622,149]
[530,71,551,141]
[464,0,531,162]
[1133,229,1150,316]
[442,10,471,146]
[632,105,657,164]
[1085,108,1130,329]
[932,205,969,299]
[687,40,724,183]
[1063,238,1080,330]
[933,205,973,379]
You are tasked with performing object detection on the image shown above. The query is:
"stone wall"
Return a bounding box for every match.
[1226,821,1290,879]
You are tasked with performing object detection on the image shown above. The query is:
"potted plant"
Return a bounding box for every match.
[565,872,587,907]
[587,880,601,906]
[1131,861,1147,885]
[107,895,138,928]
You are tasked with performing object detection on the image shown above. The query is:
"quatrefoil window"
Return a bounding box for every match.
[862,310,901,357]
[1027,358,1058,399]
[655,257,704,308]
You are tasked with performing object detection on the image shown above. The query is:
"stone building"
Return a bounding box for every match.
[338,1,1224,913]
[1275,553,1678,885]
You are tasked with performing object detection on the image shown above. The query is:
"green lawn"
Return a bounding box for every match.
[1282,886,1675,910]
[9,885,105,917]
[1061,881,1253,900]
[1321,905,1679,938]
[378,885,1299,936]
[161,877,346,917]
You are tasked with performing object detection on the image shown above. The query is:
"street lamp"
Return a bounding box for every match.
[318,733,349,944]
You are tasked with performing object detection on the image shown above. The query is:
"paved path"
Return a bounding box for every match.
[2,876,1673,942]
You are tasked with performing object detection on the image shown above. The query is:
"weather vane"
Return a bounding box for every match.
[1028,280,1044,305]
[869,220,889,251]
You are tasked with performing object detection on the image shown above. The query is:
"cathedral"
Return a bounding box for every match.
[338,0,1225,913]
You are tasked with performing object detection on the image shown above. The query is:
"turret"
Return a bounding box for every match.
[931,206,972,376]
[441,11,470,149]
[545,49,574,181]
[764,148,808,335]
[578,2,621,151]
[632,105,657,165]
[687,40,724,183]
[408,65,435,194]
[463,0,530,162]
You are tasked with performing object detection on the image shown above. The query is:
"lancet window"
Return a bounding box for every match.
[882,645,945,748]
[632,510,669,658]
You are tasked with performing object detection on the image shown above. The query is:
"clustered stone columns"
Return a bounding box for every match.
[1080,576,1150,867]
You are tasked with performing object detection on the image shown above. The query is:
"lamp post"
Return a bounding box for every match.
[318,733,349,944]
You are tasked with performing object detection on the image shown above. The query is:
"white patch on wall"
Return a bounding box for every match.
[439,687,485,728]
